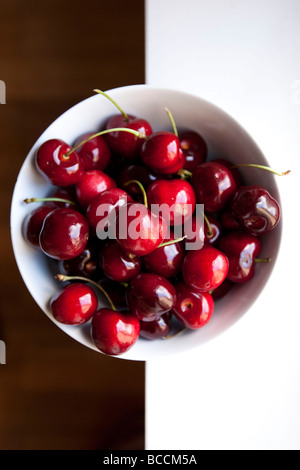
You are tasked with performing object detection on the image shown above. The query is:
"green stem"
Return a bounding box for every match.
[123,179,148,208]
[158,235,187,248]
[255,258,271,263]
[203,213,214,239]
[165,108,178,137]
[63,127,142,158]
[54,274,117,311]
[177,168,193,179]
[230,163,291,177]
[23,197,76,206]
[93,89,129,121]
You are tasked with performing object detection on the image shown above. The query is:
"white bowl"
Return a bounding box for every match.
[10,84,282,361]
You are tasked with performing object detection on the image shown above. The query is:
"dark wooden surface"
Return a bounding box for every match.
[0,0,145,450]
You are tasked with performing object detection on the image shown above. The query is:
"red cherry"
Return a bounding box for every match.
[172,282,214,329]
[75,170,116,208]
[147,179,196,226]
[182,245,229,292]
[182,213,221,249]
[203,214,222,246]
[219,208,241,231]
[212,158,243,187]
[164,147,185,173]
[126,273,176,322]
[218,231,262,283]
[230,185,281,236]
[50,282,98,325]
[97,277,128,312]
[139,312,172,340]
[115,202,168,256]
[179,130,208,171]
[46,186,79,209]
[57,242,101,280]
[86,187,132,235]
[142,231,185,278]
[91,308,140,356]
[191,161,237,212]
[140,131,184,174]
[39,208,89,260]
[93,89,153,160]
[105,114,152,160]
[35,139,84,186]
[99,240,142,283]
[181,213,205,251]
[117,163,162,200]
[211,278,234,300]
[22,205,55,248]
[74,132,111,171]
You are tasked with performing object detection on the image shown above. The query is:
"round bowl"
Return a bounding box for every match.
[10,84,282,361]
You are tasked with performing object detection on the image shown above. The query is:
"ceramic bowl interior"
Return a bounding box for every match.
[10,85,282,361]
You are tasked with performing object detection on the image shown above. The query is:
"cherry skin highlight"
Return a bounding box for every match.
[179,130,208,171]
[50,282,98,325]
[35,138,84,187]
[105,114,152,160]
[182,245,229,292]
[146,178,196,226]
[212,158,243,188]
[230,185,280,236]
[86,187,132,234]
[22,205,55,248]
[172,282,214,329]
[191,161,237,212]
[142,231,185,278]
[91,308,140,356]
[126,273,177,322]
[74,132,111,171]
[39,208,89,260]
[140,131,184,174]
[218,231,262,283]
[115,202,168,256]
[57,242,101,280]
[99,240,142,283]
[139,312,172,340]
[75,170,117,209]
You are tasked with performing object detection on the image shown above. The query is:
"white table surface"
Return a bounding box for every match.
[145,0,300,450]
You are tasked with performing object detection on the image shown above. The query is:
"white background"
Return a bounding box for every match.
[145,0,300,450]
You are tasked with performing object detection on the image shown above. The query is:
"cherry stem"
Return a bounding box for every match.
[63,127,142,158]
[165,108,178,137]
[54,274,117,311]
[177,168,193,180]
[123,179,148,208]
[255,258,272,263]
[203,214,214,239]
[230,163,291,177]
[163,327,186,340]
[158,235,187,248]
[23,197,76,206]
[93,89,129,121]
[119,281,129,288]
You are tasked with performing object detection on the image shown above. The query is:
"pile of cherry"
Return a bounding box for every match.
[22,90,287,356]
